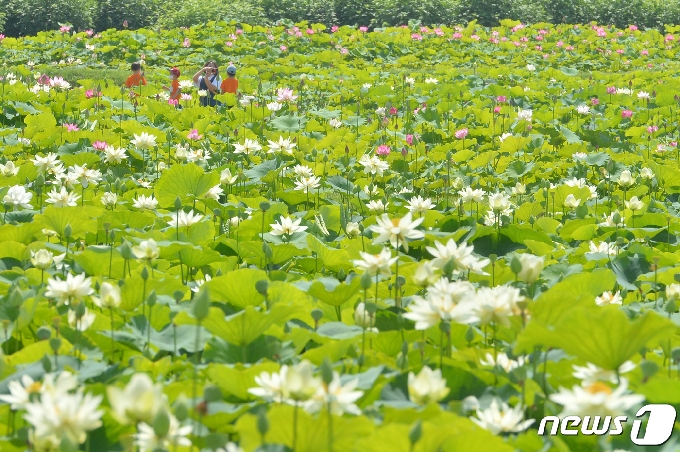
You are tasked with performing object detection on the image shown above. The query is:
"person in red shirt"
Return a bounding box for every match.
[125,62,147,88]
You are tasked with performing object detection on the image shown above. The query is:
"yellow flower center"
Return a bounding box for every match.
[585,382,612,395]
[391,218,401,228]
[27,382,42,393]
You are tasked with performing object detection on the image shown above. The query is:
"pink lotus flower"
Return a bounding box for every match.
[389,107,397,116]
[280,45,287,52]
[666,34,674,42]
[306,29,315,35]
[648,125,659,134]
[183,38,190,48]
[496,95,507,103]
[0,34,4,41]
[434,28,444,37]
[168,99,179,106]
[411,33,422,41]
[494,106,501,114]
[471,34,480,41]
[616,49,625,54]
[591,97,599,105]
[452,32,462,39]
[535,46,542,51]
[277,87,297,102]
[455,128,469,140]
[622,110,633,118]
[566,46,574,51]
[629,25,638,31]
[180,94,192,101]
[672,142,678,147]
[401,147,408,157]
[187,129,203,140]
[85,29,93,37]
[606,86,616,94]
[420,26,429,33]
[331,26,339,33]
[359,26,368,32]
[341,48,348,54]
[236,29,243,35]
[85,89,95,98]
[226,41,233,47]
[641,49,649,56]
[92,141,107,150]
[376,145,390,155]
[556,41,563,47]
[64,123,79,132]
[122,20,128,28]
[59,25,71,33]
[406,134,414,146]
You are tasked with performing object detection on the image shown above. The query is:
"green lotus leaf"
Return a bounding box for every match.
[154,163,220,208]
[203,268,268,308]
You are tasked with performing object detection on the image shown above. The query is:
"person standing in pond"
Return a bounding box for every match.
[192,60,222,107]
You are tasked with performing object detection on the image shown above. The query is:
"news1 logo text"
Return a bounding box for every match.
[538,404,677,446]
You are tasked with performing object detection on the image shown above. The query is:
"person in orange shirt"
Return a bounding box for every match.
[168,67,181,100]
[220,65,238,95]
[125,62,147,88]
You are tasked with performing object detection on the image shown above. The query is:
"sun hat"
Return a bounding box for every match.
[170,67,180,77]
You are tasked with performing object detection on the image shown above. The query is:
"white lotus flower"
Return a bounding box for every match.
[45,273,94,306]
[33,153,60,172]
[425,77,438,84]
[412,261,438,287]
[24,388,103,447]
[457,285,523,327]
[511,183,526,195]
[101,192,118,207]
[526,64,536,71]
[517,109,532,121]
[270,216,307,236]
[599,211,624,227]
[107,373,165,425]
[267,136,296,154]
[132,195,158,210]
[408,367,450,404]
[93,282,121,308]
[572,361,636,386]
[0,161,19,176]
[488,192,510,212]
[516,253,544,283]
[637,91,650,99]
[354,302,376,330]
[625,196,644,212]
[618,170,634,187]
[171,210,204,228]
[31,249,54,270]
[135,414,192,452]
[563,194,580,209]
[353,248,398,277]
[131,132,157,150]
[359,154,389,176]
[479,352,525,372]
[595,291,623,306]
[576,105,590,115]
[45,186,79,207]
[329,118,343,128]
[640,167,654,179]
[132,239,160,261]
[550,379,645,417]
[3,185,33,210]
[284,360,321,402]
[292,165,313,178]
[304,372,363,416]
[426,239,490,275]
[232,138,262,154]
[588,241,617,256]
[294,175,321,193]
[68,307,96,331]
[103,146,128,164]
[459,187,485,203]
[667,283,680,301]
[403,280,476,329]
[346,221,361,237]
[366,200,386,212]
[220,168,238,185]
[205,185,224,200]
[267,101,282,112]
[470,399,534,435]
[371,212,424,251]
[406,196,434,215]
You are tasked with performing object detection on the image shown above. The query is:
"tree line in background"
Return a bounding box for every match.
[0,0,679,37]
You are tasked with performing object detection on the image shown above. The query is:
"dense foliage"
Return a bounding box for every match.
[2,19,680,452]
[3,0,680,36]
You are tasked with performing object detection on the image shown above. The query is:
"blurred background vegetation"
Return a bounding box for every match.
[0,0,679,36]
